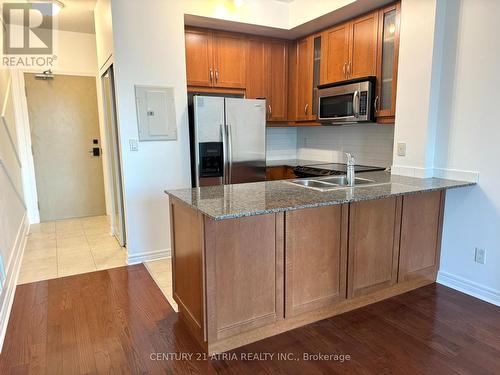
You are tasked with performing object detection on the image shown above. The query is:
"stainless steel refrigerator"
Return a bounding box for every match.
[190,96,266,187]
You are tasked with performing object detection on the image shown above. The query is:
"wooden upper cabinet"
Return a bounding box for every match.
[348,197,401,298]
[294,36,314,121]
[246,39,288,122]
[399,191,444,283]
[375,2,401,122]
[213,33,247,88]
[349,12,378,79]
[185,29,247,89]
[185,29,214,87]
[246,39,268,99]
[267,40,288,121]
[320,11,378,84]
[321,23,350,84]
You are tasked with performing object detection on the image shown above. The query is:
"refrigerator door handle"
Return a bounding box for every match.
[220,123,227,184]
[226,123,233,184]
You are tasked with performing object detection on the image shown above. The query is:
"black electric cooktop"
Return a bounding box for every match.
[293,163,385,177]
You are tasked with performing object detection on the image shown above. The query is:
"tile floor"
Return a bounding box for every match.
[18,215,127,285]
[144,258,178,311]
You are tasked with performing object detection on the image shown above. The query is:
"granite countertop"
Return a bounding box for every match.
[266,159,328,167]
[166,171,476,221]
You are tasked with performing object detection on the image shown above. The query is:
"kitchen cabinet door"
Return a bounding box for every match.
[185,29,214,87]
[321,23,350,84]
[204,213,284,341]
[213,33,247,89]
[349,12,378,79]
[399,191,444,283]
[348,197,401,298]
[375,2,401,122]
[246,39,268,100]
[267,40,288,122]
[285,206,348,317]
[294,36,314,121]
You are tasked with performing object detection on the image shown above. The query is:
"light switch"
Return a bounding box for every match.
[397,142,406,157]
[129,139,138,151]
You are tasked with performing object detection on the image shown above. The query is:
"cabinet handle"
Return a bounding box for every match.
[343,63,346,77]
[348,61,352,78]
[304,103,309,115]
[209,68,213,83]
[374,96,380,112]
[215,68,219,83]
[268,104,272,116]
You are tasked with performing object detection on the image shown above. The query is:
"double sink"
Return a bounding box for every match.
[287,176,385,192]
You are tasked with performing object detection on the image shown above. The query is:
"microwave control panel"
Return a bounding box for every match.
[359,91,367,116]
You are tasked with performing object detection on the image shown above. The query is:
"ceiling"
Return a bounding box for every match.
[50,0,96,34]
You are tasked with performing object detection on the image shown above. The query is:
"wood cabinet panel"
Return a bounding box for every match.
[399,191,444,282]
[349,12,378,79]
[170,199,205,343]
[348,197,401,298]
[267,41,288,121]
[213,33,247,88]
[246,39,268,99]
[204,213,284,341]
[295,36,314,120]
[285,206,348,317]
[321,23,350,84]
[185,29,213,87]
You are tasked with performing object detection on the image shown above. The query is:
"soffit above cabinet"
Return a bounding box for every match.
[184,0,394,40]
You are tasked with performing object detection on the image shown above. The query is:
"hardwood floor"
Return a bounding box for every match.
[1,265,499,374]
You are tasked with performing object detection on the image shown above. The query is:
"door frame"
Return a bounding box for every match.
[13,70,112,224]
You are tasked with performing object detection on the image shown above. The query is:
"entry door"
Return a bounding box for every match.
[25,73,106,222]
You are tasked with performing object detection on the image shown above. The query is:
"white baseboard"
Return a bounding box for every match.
[0,213,28,353]
[437,271,500,307]
[126,248,171,265]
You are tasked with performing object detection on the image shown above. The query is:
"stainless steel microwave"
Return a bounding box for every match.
[317,77,375,124]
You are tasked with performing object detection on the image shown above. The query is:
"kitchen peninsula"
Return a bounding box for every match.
[166,172,474,354]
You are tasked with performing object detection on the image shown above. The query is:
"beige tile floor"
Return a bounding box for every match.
[18,215,127,285]
[144,258,178,312]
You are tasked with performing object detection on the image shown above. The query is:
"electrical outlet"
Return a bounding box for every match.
[474,247,486,264]
[397,142,406,157]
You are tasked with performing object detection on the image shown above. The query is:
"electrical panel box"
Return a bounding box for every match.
[135,85,177,141]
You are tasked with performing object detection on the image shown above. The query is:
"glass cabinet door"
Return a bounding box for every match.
[376,3,400,121]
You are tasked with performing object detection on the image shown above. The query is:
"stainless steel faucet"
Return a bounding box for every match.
[345,153,355,187]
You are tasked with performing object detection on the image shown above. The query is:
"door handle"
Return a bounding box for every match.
[220,123,227,184]
[268,104,272,116]
[374,95,379,112]
[353,90,360,118]
[304,103,309,115]
[226,123,232,183]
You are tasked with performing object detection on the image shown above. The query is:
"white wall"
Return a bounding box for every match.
[110,0,191,262]
[433,0,500,304]
[391,0,442,177]
[297,125,394,167]
[0,68,28,351]
[94,0,113,71]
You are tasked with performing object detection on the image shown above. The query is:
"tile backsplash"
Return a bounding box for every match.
[297,124,395,167]
[266,124,395,167]
[266,127,298,160]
